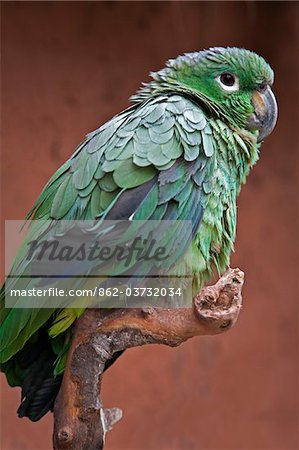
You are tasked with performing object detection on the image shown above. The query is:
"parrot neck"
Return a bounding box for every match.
[210,118,260,191]
[131,77,221,118]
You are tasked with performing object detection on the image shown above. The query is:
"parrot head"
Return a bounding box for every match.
[148,47,278,142]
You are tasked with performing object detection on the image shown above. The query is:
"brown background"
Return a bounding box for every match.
[1,2,298,449]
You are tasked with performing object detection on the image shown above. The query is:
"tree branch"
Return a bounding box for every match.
[53,268,244,450]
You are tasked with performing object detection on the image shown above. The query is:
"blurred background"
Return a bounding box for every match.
[1,1,298,449]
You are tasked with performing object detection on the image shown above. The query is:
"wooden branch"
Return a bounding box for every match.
[53,268,244,450]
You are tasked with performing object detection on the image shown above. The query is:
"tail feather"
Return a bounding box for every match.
[2,330,125,421]
[17,353,60,420]
[18,374,63,421]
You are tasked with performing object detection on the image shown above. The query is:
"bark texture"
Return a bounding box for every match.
[53,268,244,450]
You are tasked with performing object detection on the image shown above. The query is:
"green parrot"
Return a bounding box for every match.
[0,47,277,421]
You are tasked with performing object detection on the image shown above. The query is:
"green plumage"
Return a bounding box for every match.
[0,47,276,421]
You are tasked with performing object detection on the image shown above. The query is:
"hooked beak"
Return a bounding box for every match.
[246,86,278,142]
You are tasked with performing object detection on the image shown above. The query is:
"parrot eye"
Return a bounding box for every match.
[216,72,239,92]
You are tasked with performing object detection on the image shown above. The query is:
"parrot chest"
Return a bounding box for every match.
[192,121,250,287]
[193,166,237,283]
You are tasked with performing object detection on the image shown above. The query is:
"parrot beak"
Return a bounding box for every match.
[246,86,278,142]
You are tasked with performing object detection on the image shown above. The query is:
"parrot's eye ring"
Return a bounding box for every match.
[216,72,239,92]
